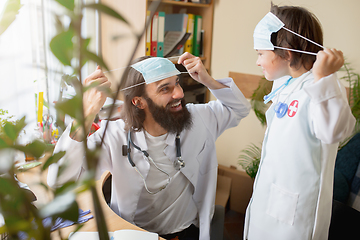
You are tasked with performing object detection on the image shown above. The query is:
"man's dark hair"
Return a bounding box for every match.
[122,56,152,131]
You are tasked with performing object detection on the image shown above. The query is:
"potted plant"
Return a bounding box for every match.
[338,62,360,148]
[238,143,262,180]
[237,78,270,179]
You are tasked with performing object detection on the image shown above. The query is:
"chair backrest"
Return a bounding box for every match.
[215,175,231,208]
[229,72,263,98]
[102,172,112,204]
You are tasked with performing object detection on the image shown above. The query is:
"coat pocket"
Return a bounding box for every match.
[197,140,217,175]
[266,183,299,225]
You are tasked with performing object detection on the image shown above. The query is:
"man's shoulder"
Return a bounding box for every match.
[98,119,126,135]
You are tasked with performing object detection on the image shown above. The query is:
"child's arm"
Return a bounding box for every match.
[306,48,355,144]
[305,66,355,144]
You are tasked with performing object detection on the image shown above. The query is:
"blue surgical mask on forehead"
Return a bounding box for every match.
[131,57,181,84]
[253,12,324,55]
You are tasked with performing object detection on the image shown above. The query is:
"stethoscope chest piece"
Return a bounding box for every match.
[274,102,288,118]
[174,157,185,171]
[127,130,185,194]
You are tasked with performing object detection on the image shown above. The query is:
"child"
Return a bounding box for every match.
[244,3,356,240]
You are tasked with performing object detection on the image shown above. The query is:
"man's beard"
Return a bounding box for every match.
[145,97,192,134]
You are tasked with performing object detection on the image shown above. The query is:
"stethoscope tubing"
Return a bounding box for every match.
[127,130,185,194]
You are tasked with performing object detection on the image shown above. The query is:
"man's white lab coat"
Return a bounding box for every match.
[48,78,251,240]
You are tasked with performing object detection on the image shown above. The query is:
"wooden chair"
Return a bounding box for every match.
[102,172,226,240]
[229,72,264,98]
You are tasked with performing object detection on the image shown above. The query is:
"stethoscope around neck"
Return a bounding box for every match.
[126,130,185,194]
[264,74,306,118]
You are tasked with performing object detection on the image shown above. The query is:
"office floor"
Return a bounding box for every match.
[223,209,245,240]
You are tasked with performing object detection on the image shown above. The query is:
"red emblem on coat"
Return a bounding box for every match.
[288,100,299,117]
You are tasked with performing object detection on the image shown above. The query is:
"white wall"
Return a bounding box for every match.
[212,0,360,168]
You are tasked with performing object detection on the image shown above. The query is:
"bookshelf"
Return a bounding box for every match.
[147,0,214,103]
[146,0,214,71]
[100,0,214,103]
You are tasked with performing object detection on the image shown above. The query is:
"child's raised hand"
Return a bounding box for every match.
[313,48,344,82]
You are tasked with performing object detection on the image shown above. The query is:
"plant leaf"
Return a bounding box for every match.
[54,180,78,195]
[50,29,74,66]
[2,116,25,142]
[39,191,79,222]
[238,143,262,179]
[61,74,83,96]
[15,140,47,159]
[55,0,75,11]
[0,176,16,195]
[84,3,128,25]
[3,122,17,142]
[0,0,23,35]
[0,137,8,148]
[82,49,110,72]
[250,78,272,126]
[42,151,66,170]
[55,95,82,120]
[82,37,91,49]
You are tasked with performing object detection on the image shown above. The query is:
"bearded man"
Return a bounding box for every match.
[47,53,250,240]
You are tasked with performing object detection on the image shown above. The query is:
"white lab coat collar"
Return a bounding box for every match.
[131,130,148,151]
[271,75,292,91]
[279,71,312,95]
[132,130,178,149]
[165,132,177,147]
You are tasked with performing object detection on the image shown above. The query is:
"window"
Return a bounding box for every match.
[0,0,98,144]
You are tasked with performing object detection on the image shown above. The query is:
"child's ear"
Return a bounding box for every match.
[285,50,292,62]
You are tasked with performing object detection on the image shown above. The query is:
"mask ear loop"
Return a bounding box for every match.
[274,46,318,56]
[104,56,187,74]
[273,27,325,56]
[282,27,324,49]
[103,57,189,92]
[269,25,325,115]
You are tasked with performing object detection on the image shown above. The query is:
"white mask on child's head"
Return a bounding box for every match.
[253,12,324,55]
[131,57,181,84]
[254,12,284,50]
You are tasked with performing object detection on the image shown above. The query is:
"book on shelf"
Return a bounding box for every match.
[157,11,165,57]
[199,29,204,56]
[193,15,202,56]
[149,12,204,57]
[165,13,188,55]
[150,12,158,56]
[146,10,151,56]
[164,31,191,57]
[184,13,194,54]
